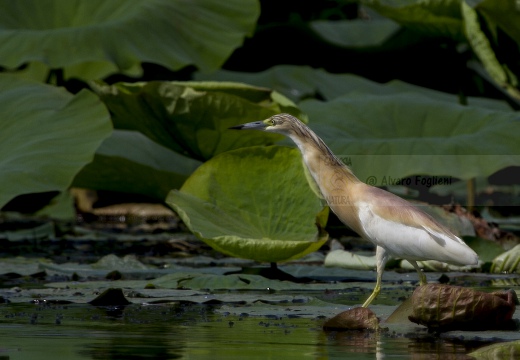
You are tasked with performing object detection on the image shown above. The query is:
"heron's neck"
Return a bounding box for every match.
[288,132,359,185]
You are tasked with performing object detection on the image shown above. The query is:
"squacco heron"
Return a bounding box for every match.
[230,113,479,307]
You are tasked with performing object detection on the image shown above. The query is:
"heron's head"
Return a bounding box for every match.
[229,113,300,136]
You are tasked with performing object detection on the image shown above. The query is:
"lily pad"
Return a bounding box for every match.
[93,81,304,161]
[468,340,520,359]
[0,0,260,78]
[167,146,329,263]
[0,221,55,241]
[408,284,517,331]
[324,250,377,270]
[0,75,112,208]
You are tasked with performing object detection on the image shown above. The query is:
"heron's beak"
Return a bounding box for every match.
[229,121,267,130]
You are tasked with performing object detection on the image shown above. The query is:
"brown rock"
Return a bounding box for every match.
[323,307,379,331]
[408,284,517,331]
[88,288,131,307]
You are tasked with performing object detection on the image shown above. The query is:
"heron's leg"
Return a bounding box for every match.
[409,260,427,285]
[362,246,389,308]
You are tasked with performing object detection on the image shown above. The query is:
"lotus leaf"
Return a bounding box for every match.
[93,81,305,162]
[73,130,201,199]
[408,284,517,331]
[310,18,400,48]
[462,1,520,101]
[0,0,260,78]
[167,146,328,263]
[196,65,512,110]
[324,250,377,270]
[469,340,520,359]
[0,75,111,208]
[491,244,520,274]
[477,0,520,45]
[364,0,465,41]
[299,92,520,182]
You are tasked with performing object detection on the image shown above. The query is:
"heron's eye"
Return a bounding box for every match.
[270,119,276,126]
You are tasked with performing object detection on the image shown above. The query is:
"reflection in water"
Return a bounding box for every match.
[75,303,201,359]
[78,324,183,360]
[321,330,382,359]
[407,337,478,360]
[0,302,498,360]
[321,329,481,360]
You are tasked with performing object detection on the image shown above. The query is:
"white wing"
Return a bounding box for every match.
[358,202,478,266]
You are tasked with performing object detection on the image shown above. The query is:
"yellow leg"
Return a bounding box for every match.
[362,246,389,308]
[409,260,427,285]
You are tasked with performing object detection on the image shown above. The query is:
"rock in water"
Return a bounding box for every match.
[88,288,131,307]
[323,307,379,331]
[408,284,518,331]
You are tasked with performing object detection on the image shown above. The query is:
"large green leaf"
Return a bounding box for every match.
[73,130,201,199]
[299,92,520,182]
[0,0,259,78]
[196,66,369,102]
[310,18,401,48]
[166,146,328,263]
[462,0,520,101]
[477,0,520,45]
[361,0,520,101]
[363,0,465,41]
[0,75,112,208]
[196,66,512,110]
[93,81,304,162]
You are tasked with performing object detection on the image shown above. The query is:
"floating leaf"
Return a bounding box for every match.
[167,146,328,263]
[324,250,376,270]
[0,257,52,276]
[469,340,520,359]
[93,81,304,162]
[408,284,517,331]
[0,0,260,78]
[0,75,112,208]
[91,255,150,271]
[0,221,55,241]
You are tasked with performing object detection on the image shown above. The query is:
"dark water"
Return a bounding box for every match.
[0,302,487,359]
